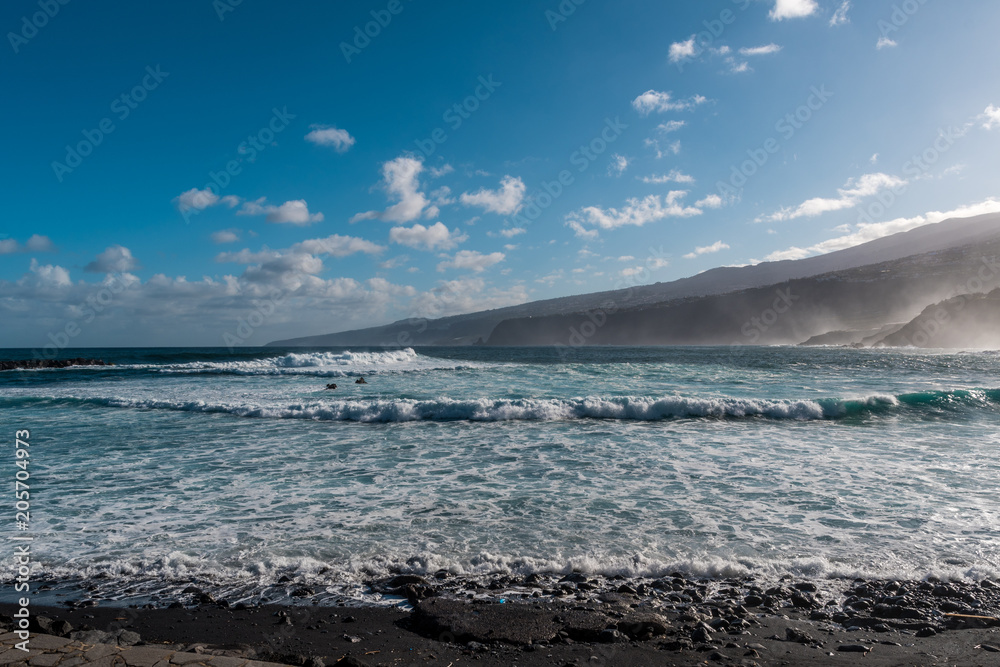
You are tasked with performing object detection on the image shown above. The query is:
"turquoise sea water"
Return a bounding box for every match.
[1,346,998,605]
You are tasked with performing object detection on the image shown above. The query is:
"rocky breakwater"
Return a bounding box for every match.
[0,358,110,370]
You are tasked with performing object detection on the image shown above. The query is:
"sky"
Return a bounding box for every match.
[3,0,1000,348]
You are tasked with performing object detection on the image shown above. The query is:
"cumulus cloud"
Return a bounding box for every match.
[739,44,782,56]
[292,234,385,257]
[695,194,724,209]
[459,175,526,215]
[631,90,707,116]
[830,1,851,26]
[351,156,435,223]
[641,170,695,184]
[658,120,686,134]
[1,235,55,254]
[436,250,505,273]
[565,192,703,239]
[770,0,818,20]
[211,229,241,244]
[668,37,697,63]
[239,198,324,225]
[174,187,240,212]
[389,222,468,251]
[877,36,897,49]
[304,124,356,152]
[84,245,140,274]
[608,154,629,177]
[683,240,730,259]
[22,258,71,287]
[763,198,1000,262]
[980,104,1000,130]
[760,173,907,222]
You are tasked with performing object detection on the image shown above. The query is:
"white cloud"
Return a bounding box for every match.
[683,240,730,259]
[428,164,454,178]
[351,156,435,224]
[239,198,324,225]
[436,250,505,273]
[829,1,851,26]
[25,234,54,252]
[211,229,241,244]
[695,194,724,209]
[174,187,240,212]
[1,235,55,253]
[668,37,697,63]
[728,60,751,74]
[292,234,385,257]
[631,90,707,116]
[760,173,907,222]
[770,0,818,20]
[459,175,526,215]
[21,258,72,287]
[980,104,1000,130]
[498,227,526,238]
[642,170,695,184]
[389,222,467,251]
[657,120,686,134]
[304,125,356,152]
[877,36,898,49]
[608,154,629,177]
[84,245,140,274]
[870,153,879,164]
[739,44,782,56]
[565,192,702,238]
[763,198,1000,262]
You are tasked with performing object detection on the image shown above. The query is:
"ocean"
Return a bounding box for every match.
[2,346,999,608]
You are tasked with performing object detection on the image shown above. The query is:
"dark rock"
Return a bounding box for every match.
[342,634,361,643]
[690,626,713,644]
[598,628,623,643]
[743,595,763,607]
[278,575,293,583]
[333,657,370,667]
[981,644,1000,653]
[290,587,315,598]
[182,586,201,594]
[117,630,141,646]
[386,574,428,589]
[168,602,185,609]
[838,644,872,653]
[0,358,109,371]
[785,627,814,644]
[793,582,818,592]
[915,627,937,637]
[51,620,74,637]
[29,616,56,634]
[791,594,818,609]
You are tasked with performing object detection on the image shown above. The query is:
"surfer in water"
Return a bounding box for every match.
[324,383,337,390]
[355,376,367,384]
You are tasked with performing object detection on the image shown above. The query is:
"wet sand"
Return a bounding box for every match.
[4,574,1000,666]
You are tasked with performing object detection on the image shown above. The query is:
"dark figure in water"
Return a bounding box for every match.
[355,377,367,384]
[325,383,337,390]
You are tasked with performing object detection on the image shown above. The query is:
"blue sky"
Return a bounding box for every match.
[3,0,1000,347]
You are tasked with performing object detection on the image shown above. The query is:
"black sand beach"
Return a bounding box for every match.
[5,573,1000,666]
